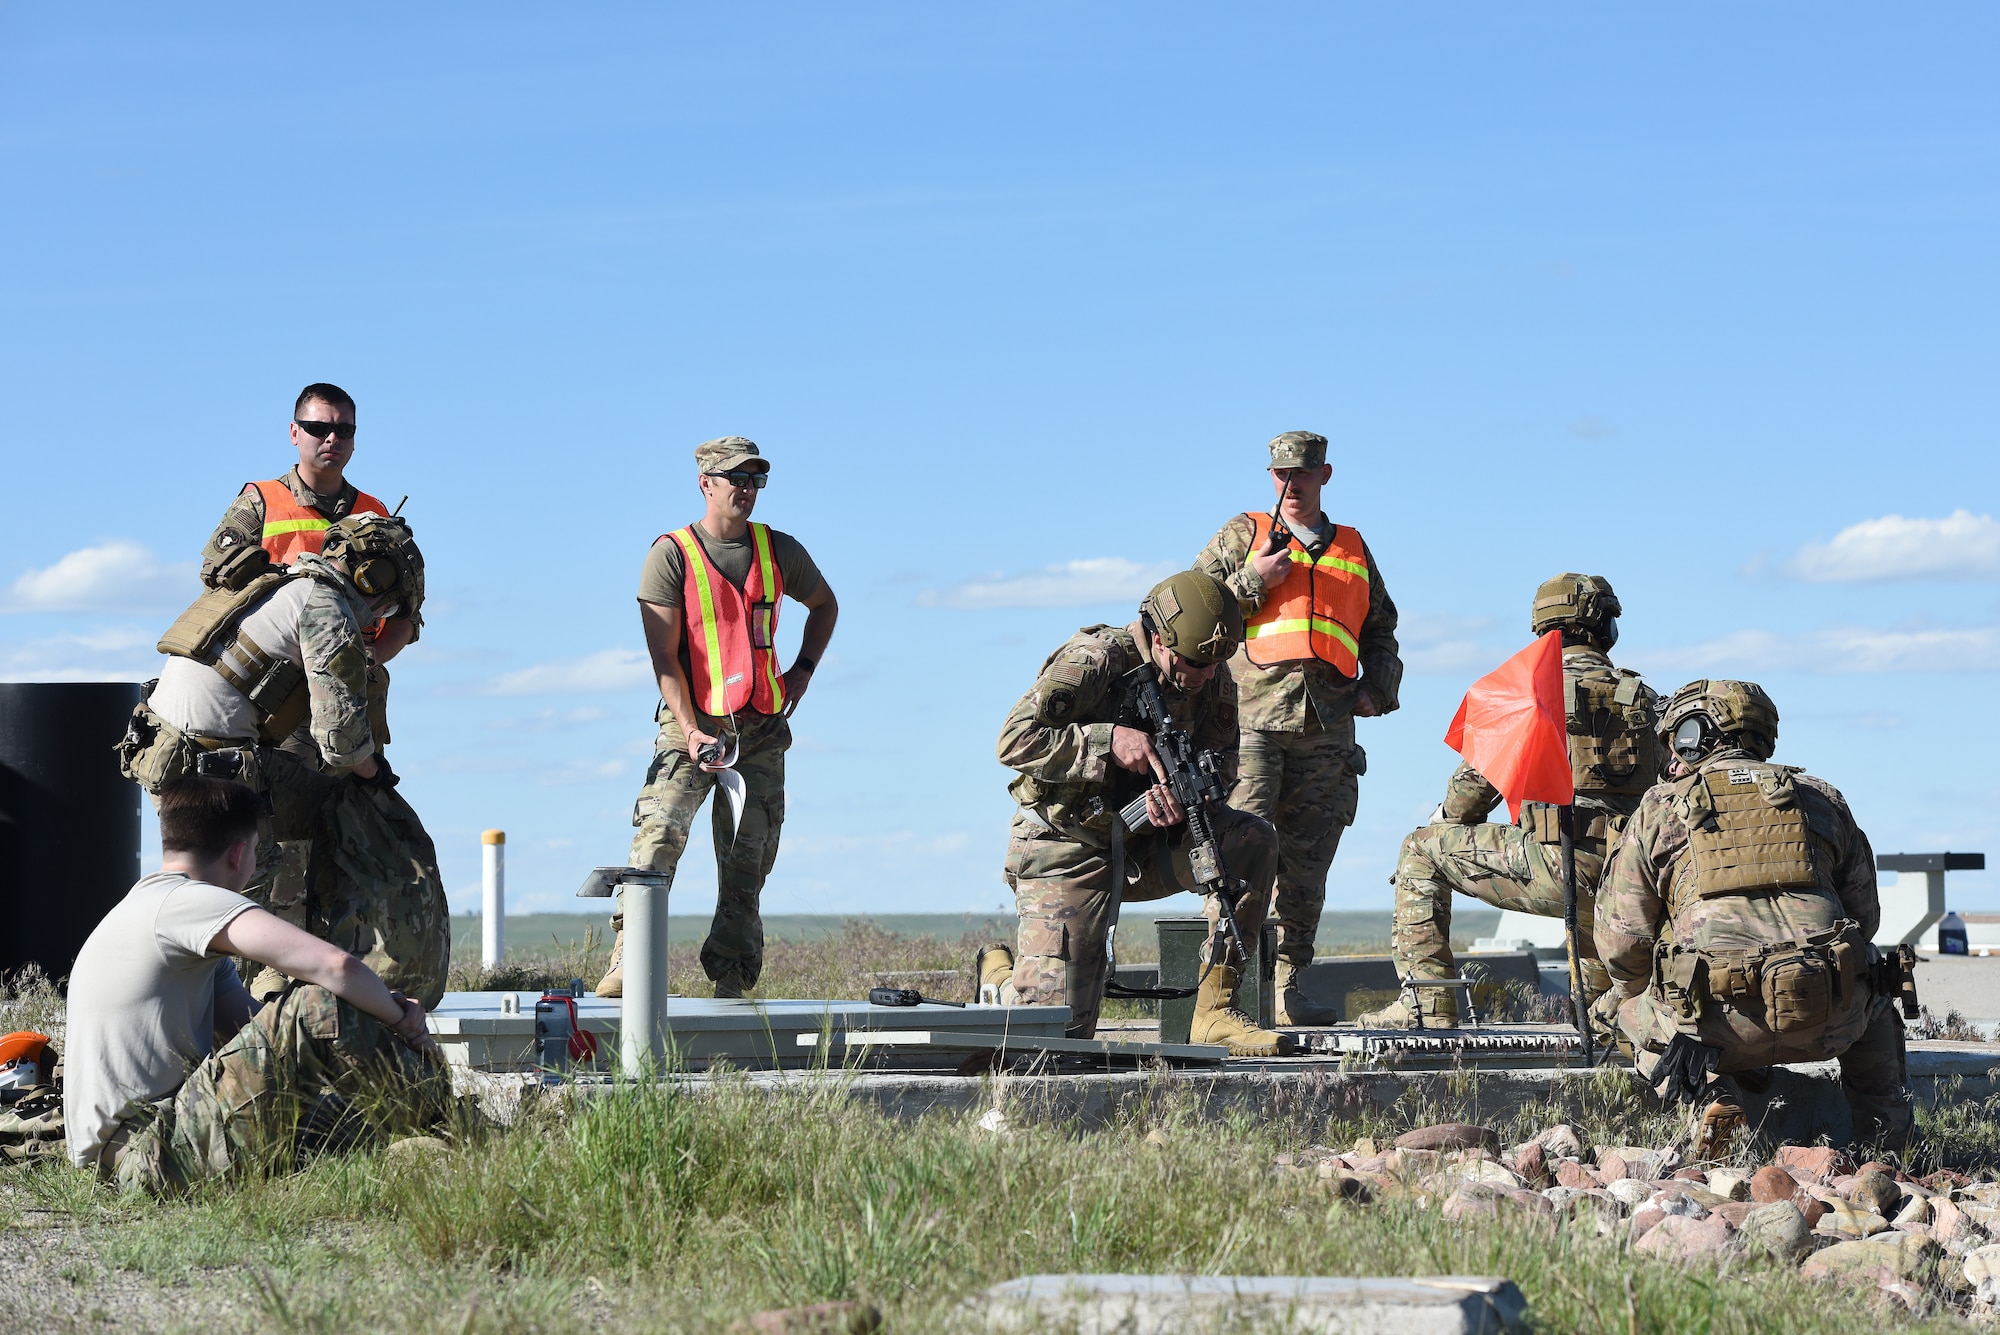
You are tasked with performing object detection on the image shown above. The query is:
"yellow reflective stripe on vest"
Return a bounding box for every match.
[674,529,728,713]
[1244,617,1359,653]
[262,517,331,537]
[750,523,785,710]
[1285,548,1367,579]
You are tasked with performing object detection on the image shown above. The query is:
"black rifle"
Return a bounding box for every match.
[1101,661,1252,1000]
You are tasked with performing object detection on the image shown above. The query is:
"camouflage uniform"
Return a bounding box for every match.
[103,984,450,1195]
[1595,747,1912,1147]
[1194,516,1400,974]
[122,553,449,1007]
[1387,645,1658,1017]
[627,709,790,993]
[996,623,1278,1038]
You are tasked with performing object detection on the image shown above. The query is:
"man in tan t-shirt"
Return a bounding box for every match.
[597,436,838,999]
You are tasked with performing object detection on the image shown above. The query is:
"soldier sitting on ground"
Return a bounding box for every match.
[1595,679,1916,1154]
[1363,574,1662,1029]
[117,513,448,1007]
[64,777,449,1195]
[974,572,1284,1056]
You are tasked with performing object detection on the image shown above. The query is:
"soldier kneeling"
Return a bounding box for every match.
[973,573,1284,1055]
[1596,679,1916,1154]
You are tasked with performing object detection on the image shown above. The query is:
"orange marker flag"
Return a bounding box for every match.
[1443,629,1574,822]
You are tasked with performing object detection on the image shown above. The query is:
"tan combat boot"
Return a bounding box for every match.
[593,914,624,998]
[973,943,1015,1003]
[1694,1095,1746,1160]
[1273,958,1338,1026]
[1189,964,1284,1057]
[1356,987,1459,1030]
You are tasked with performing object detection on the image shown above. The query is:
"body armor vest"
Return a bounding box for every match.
[155,560,347,744]
[1567,664,1659,798]
[1672,761,1818,908]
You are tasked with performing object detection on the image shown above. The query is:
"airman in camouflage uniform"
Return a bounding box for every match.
[1194,431,1401,1023]
[117,517,449,1007]
[974,573,1283,1054]
[597,438,838,1000]
[1596,679,1914,1151]
[1365,574,1662,1028]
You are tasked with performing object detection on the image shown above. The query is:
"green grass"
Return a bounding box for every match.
[9,1067,1983,1333]
[8,917,1988,1332]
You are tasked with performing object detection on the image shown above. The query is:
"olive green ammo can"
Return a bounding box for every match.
[1156,915,1277,1044]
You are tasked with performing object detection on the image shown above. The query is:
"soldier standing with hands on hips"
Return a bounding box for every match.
[1194,431,1403,1025]
[597,438,838,1001]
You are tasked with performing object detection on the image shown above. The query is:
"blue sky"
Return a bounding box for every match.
[3,5,1995,919]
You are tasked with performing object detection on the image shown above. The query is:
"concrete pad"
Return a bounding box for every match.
[972,1274,1527,1334]
[426,992,1069,1071]
[1903,954,2000,1036]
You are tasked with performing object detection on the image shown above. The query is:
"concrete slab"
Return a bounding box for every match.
[973,1274,1527,1334]
[522,1040,2000,1148]
[427,991,1069,1071]
[1905,954,2000,1036]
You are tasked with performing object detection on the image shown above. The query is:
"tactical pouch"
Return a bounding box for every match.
[1759,948,1833,1035]
[1520,802,1562,845]
[1655,946,1709,1023]
[115,702,181,792]
[1829,937,1860,1005]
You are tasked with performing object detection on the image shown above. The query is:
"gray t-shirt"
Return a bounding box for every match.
[636,523,824,609]
[64,873,256,1167]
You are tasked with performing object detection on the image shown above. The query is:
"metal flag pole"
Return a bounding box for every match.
[1558,803,1595,1066]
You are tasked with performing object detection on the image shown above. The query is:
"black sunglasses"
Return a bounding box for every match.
[295,419,357,441]
[706,469,769,489]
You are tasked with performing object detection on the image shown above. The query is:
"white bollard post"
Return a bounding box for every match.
[481,830,505,967]
[620,873,672,1075]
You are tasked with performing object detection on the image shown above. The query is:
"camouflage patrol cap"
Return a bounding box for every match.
[1657,679,1780,761]
[694,436,767,474]
[1139,571,1244,667]
[322,513,425,618]
[1531,573,1622,638]
[1268,431,1328,471]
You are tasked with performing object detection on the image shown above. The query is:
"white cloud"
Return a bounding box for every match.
[484,648,652,696]
[1,541,194,613]
[0,625,159,681]
[1787,510,2000,583]
[1397,612,1504,675]
[916,558,1178,610]
[1633,624,2000,675]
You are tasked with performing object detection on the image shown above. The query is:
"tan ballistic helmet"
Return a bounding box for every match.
[1268,431,1328,471]
[1139,571,1244,667]
[1531,573,1622,638]
[322,513,425,618]
[1657,679,1780,762]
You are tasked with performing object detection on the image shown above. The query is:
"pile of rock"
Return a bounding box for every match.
[1270,1122,2000,1317]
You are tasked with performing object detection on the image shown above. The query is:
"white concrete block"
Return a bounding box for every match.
[973,1274,1528,1334]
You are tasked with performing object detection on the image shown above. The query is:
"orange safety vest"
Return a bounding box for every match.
[1242,512,1371,675]
[665,523,787,716]
[252,478,388,566]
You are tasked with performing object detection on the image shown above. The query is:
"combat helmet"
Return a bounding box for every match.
[1657,679,1780,764]
[321,513,425,618]
[1139,571,1243,666]
[1531,573,1622,648]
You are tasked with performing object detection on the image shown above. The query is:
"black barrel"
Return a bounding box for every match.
[0,682,143,985]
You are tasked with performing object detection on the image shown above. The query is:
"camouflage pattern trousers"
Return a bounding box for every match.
[627,710,790,993]
[1000,805,1278,1038]
[1230,722,1361,969]
[1389,821,1612,1014]
[105,984,450,1196]
[1618,988,1914,1149]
